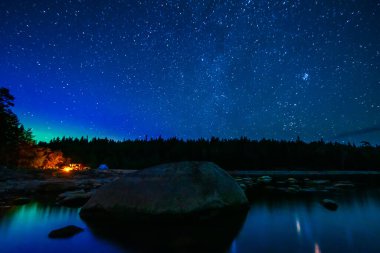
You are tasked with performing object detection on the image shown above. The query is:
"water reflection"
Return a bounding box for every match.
[0,203,124,253]
[314,242,321,253]
[229,190,380,253]
[295,217,301,235]
[1,190,380,253]
[84,210,248,253]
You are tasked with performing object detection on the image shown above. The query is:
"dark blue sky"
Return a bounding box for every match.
[1,0,379,143]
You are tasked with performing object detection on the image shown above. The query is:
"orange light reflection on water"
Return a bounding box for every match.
[315,242,321,253]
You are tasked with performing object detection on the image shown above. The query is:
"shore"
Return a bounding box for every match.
[1,167,379,212]
[0,168,135,210]
[230,170,380,176]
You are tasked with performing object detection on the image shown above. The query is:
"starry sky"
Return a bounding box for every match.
[1,0,379,143]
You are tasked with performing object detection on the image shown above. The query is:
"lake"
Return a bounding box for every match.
[1,190,380,253]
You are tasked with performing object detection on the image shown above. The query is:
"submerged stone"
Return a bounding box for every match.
[48,225,84,238]
[257,176,272,183]
[321,198,338,211]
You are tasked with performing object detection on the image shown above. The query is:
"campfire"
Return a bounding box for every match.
[61,163,90,173]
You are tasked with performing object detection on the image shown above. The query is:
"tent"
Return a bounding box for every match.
[98,164,109,170]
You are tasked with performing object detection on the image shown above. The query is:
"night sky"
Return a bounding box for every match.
[1,0,379,143]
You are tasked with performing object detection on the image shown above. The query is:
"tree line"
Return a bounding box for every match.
[0,87,33,167]
[1,87,379,171]
[40,136,380,171]
[0,87,67,169]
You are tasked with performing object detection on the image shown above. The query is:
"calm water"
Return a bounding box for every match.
[1,190,380,253]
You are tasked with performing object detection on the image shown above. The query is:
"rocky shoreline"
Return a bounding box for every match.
[1,167,379,212]
[0,167,135,210]
[234,175,356,194]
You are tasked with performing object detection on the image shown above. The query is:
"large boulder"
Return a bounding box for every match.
[80,161,248,223]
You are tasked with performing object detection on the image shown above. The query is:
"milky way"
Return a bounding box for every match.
[1,0,379,143]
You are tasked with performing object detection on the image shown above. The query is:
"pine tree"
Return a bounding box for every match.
[0,87,33,167]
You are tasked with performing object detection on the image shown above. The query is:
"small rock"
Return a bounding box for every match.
[334,183,354,189]
[257,176,272,183]
[300,187,317,193]
[48,225,84,238]
[287,186,299,193]
[287,178,297,184]
[309,180,330,185]
[321,199,338,211]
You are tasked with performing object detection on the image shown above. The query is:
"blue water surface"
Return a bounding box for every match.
[229,191,380,253]
[1,190,380,253]
[0,203,125,253]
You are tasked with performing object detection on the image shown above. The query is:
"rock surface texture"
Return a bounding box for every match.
[80,161,248,222]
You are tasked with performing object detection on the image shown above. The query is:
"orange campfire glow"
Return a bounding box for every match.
[60,163,89,173]
[62,166,73,173]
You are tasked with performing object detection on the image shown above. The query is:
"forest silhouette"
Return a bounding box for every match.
[40,136,380,171]
[1,87,379,171]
